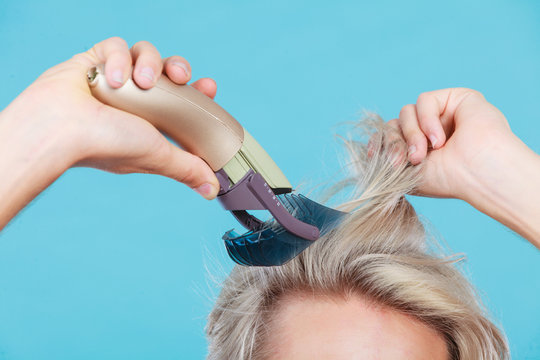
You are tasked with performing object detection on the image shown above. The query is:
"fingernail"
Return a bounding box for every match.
[173,62,189,77]
[408,144,417,156]
[194,183,215,199]
[112,70,123,85]
[429,134,438,148]
[140,67,154,82]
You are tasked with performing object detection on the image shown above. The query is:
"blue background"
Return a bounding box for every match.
[0,0,539,358]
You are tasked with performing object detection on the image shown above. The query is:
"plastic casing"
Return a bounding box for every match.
[88,64,243,171]
[87,65,291,190]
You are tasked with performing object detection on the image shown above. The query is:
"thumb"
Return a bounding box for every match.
[157,141,220,200]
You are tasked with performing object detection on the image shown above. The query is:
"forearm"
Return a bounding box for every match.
[462,135,540,248]
[0,104,73,230]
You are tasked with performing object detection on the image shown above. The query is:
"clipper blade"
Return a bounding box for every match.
[223,194,347,266]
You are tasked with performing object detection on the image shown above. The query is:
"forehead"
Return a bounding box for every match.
[264,294,448,360]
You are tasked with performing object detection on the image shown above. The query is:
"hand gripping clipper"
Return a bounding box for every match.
[88,65,346,266]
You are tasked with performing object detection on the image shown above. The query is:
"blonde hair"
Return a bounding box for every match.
[206,114,509,360]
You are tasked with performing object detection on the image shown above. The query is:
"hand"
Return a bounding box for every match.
[2,37,220,199]
[386,88,540,246]
[387,88,516,200]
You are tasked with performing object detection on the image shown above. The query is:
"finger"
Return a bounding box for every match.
[385,119,407,166]
[191,78,218,99]
[79,101,219,199]
[163,56,192,84]
[90,37,132,88]
[130,41,163,89]
[415,91,450,149]
[157,141,220,200]
[398,104,429,165]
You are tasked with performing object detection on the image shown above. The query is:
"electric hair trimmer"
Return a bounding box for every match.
[87,65,346,266]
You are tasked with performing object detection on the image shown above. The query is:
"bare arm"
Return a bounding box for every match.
[388,88,540,248]
[462,135,540,245]
[0,37,220,231]
[0,105,73,229]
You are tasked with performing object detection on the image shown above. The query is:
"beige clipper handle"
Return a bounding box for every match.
[87,64,244,171]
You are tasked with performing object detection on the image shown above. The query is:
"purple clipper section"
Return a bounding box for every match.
[215,169,320,241]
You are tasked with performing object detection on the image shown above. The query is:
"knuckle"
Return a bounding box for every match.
[107,36,128,48]
[144,137,172,173]
[399,104,415,118]
[455,87,484,99]
[134,41,159,56]
[177,159,197,186]
[387,118,398,127]
[141,56,162,68]
[134,40,152,49]
[467,88,484,99]
[108,49,127,58]
[416,92,431,104]
[107,50,131,65]
[70,52,90,65]
[134,43,162,65]
[71,52,85,62]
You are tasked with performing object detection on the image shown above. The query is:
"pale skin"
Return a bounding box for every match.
[268,294,448,360]
[1,38,538,358]
[0,37,221,230]
[388,88,540,246]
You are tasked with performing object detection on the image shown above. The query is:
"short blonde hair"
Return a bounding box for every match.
[206,115,509,360]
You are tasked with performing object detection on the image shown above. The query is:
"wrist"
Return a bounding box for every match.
[460,135,540,246]
[1,87,83,169]
[0,102,77,229]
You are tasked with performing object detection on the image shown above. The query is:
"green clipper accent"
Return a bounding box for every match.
[222,131,292,191]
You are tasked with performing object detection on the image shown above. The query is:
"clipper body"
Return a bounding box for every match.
[88,65,346,266]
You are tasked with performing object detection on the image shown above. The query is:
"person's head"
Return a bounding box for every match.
[206,115,509,359]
